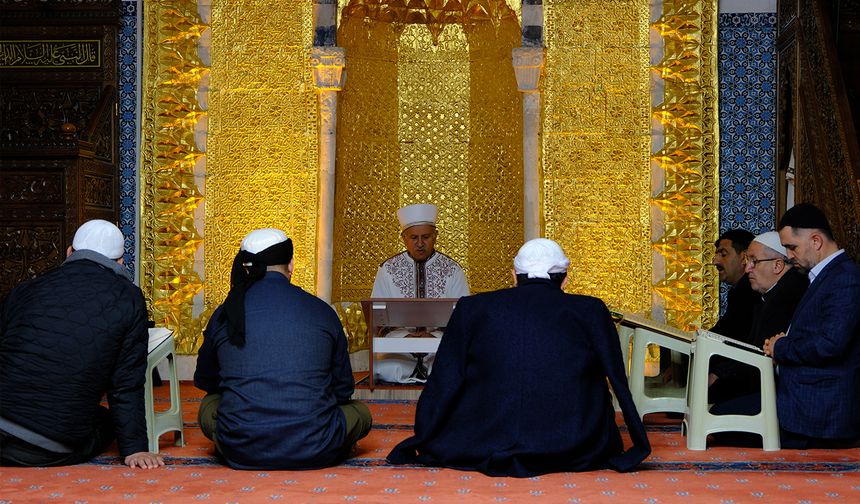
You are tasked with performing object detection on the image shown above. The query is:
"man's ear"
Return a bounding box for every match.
[511,268,518,286]
[561,273,569,290]
[773,259,785,274]
[117,257,125,265]
[66,246,73,258]
[811,232,824,251]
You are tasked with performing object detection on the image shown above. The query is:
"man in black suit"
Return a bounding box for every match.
[387,238,650,477]
[711,229,759,339]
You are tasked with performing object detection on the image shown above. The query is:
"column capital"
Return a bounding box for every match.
[512,46,545,93]
[311,46,346,91]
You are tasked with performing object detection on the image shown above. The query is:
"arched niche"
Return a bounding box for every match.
[331,1,524,302]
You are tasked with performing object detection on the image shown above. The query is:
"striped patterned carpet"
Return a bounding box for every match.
[1,384,858,503]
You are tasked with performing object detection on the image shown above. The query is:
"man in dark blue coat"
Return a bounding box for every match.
[194,228,372,469]
[763,203,860,447]
[1,220,162,468]
[387,238,650,477]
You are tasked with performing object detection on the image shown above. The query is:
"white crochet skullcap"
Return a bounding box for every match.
[397,204,437,232]
[752,231,787,257]
[241,228,288,254]
[513,238,570,279]
[72,219,124,259]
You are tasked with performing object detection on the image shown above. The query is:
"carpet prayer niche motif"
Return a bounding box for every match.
[2,385,859,502]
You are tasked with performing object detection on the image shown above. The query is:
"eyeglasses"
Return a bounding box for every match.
[745,257,782,268]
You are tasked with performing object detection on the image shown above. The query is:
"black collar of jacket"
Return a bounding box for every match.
[516,277,561,288]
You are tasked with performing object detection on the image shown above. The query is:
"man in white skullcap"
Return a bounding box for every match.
[370,203,469,383]
[708,231,808,405]
[388,238,650,476]
[195,228,372,470]
[1,220,163,469]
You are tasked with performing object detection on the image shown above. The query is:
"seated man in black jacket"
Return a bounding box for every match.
[0,220,163,468]
[711,229,759,338]
[388,238,650,477]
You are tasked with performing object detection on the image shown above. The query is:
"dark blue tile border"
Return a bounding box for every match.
[119,0,138,276]
[717,12,778,311]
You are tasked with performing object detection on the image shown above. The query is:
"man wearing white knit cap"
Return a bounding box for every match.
[370,203,469,383]
[1,220,163,469]
[708,230,808,405]
[389,238,650,476]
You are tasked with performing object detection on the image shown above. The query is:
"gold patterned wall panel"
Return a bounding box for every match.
[333,6,522,302]
[651,0,720,330]
[336,0,523,33]
[466,20,524,293]
[397,24,472,268]
[140,0,206,354]
[332,17,403,303]
[204,1,319,309]
[542,0,653,314]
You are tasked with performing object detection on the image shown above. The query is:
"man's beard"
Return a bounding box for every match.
[786,258,808,274]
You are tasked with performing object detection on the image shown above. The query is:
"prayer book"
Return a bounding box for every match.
[697,329,766,355]
[619,313,694,343]
[148,327,173,353]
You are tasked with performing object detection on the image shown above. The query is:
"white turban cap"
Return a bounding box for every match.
[241,228,288,254]
[753,231,787,257]
[513,238,570,279]
[397,203,437,232]
[72,219,124,259]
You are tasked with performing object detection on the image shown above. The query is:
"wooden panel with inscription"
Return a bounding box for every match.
[0,0,119,299]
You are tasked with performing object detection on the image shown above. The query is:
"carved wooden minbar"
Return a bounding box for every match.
[0,0,119,298]
[777,0,860,259]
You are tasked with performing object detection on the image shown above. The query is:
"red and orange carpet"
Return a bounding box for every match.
[2,384,858,502]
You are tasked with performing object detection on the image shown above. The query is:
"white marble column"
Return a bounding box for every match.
[312,47,346,302]
[513,47,546,241]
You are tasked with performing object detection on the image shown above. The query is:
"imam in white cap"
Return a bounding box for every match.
[72,219,125,259]
[752,231,787,257]
[513,238,570,279]
[241,228,288,254]
[397,203,437,232]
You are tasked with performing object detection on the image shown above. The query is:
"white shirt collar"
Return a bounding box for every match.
[808,249,845,283]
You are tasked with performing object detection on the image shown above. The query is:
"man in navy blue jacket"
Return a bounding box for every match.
[761,203,860,447]
[194,228,372,469]
[387,238,650,476]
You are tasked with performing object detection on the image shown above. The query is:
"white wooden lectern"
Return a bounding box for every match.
[360,298,458,390]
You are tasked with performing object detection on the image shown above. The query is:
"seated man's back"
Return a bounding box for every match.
[194,228,371,470]
[388,239,650,476]
[1,219,157,468]
[197,273,355,469]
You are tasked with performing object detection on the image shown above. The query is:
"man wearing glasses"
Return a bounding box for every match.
[708,231,808,404]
